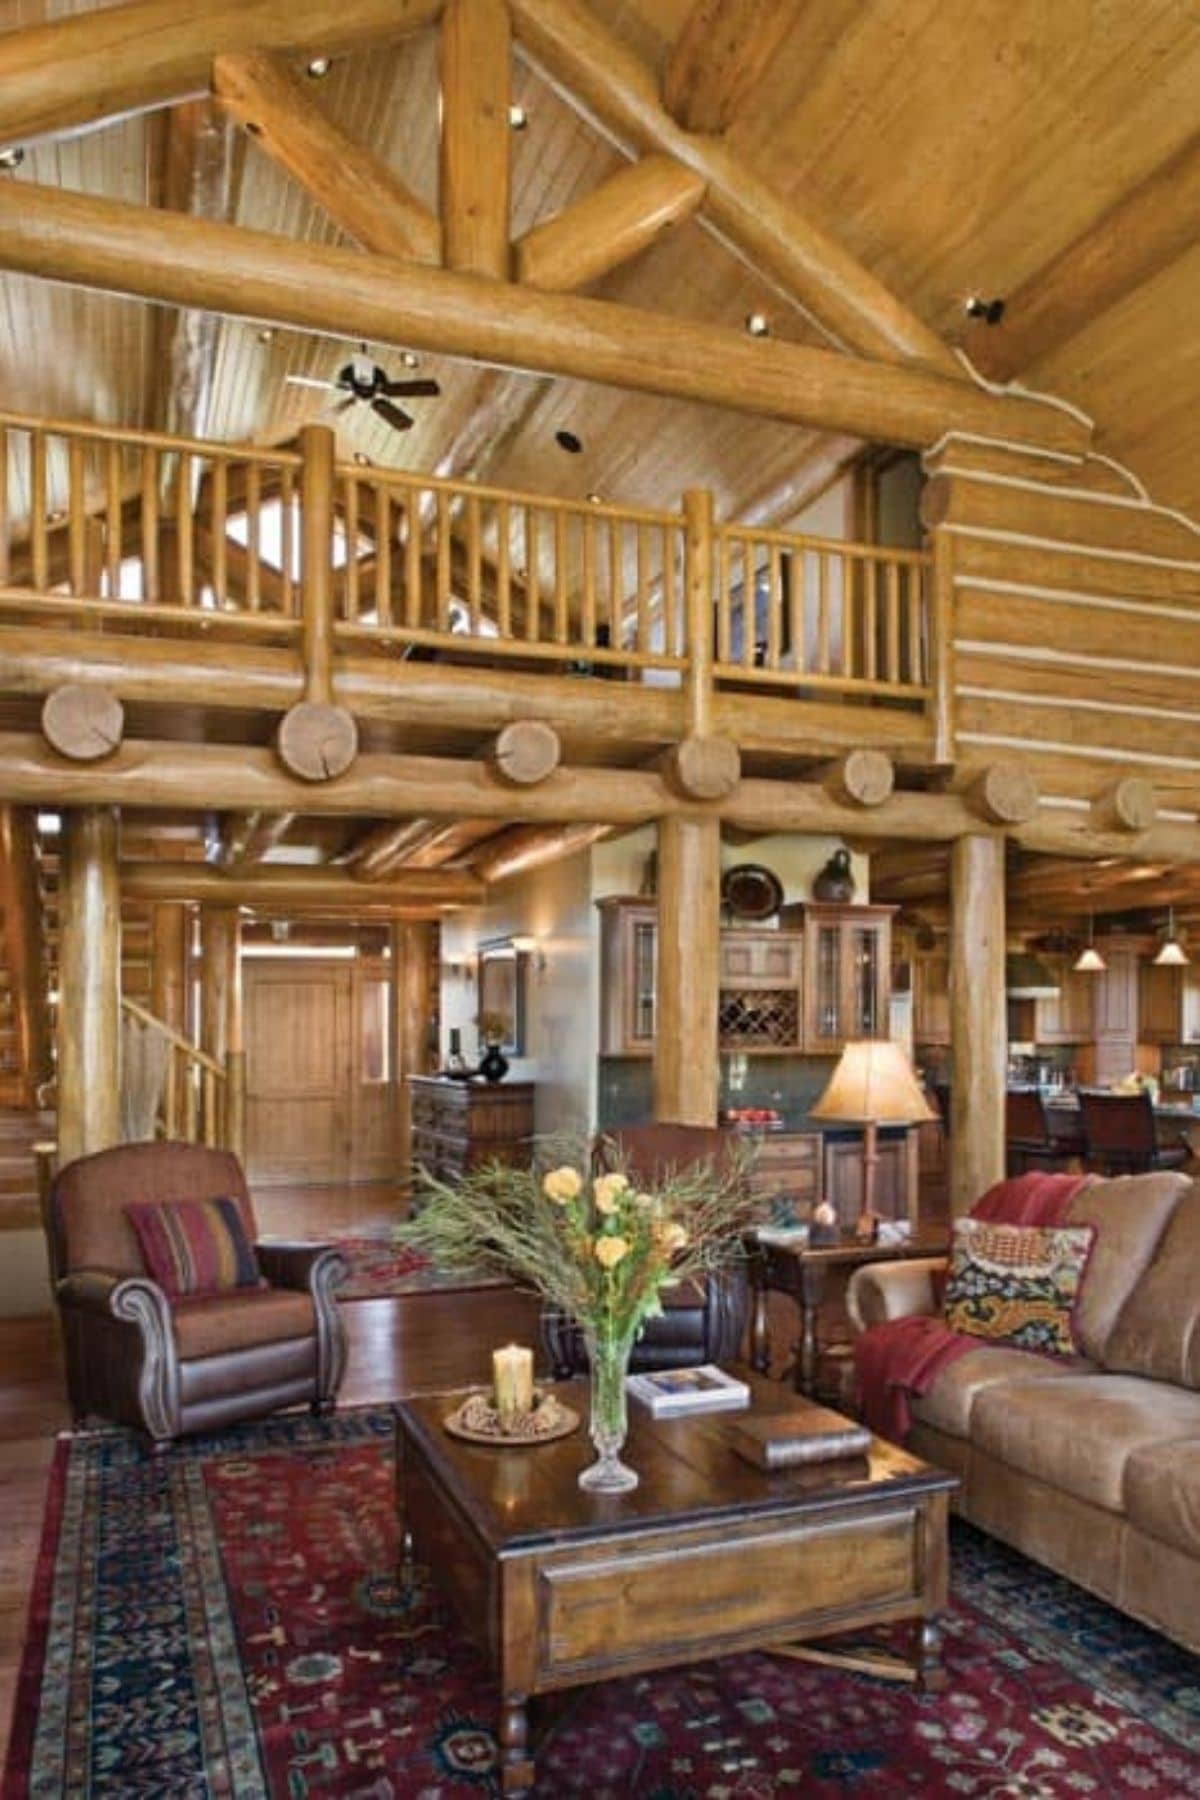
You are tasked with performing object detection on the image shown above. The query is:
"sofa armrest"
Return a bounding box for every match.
[846,1257,947,1334]
[255,1241,348,1404]
[58,1268,171,1324]
[56,1269,178,1439]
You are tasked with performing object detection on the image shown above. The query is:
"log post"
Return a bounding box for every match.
[654,813,720,1125]
[949,833,1006,1216]
[278,422,358,780]
[224,1047,247,1159]
[683,487,714,741]
[150,901,190,1035]
[393,920,436,1184]
[57,806,121,1164]
[0,806,53,1100]
[199,904,241,1070]
[440,0,512,280]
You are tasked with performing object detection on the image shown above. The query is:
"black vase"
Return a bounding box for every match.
[813,847,855,904]
[478,1042,509,1084]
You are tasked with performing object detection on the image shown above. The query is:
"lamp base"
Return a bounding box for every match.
[854,1208,881,1246]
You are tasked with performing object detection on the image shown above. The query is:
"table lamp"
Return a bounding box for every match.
[810,1040,935,1238]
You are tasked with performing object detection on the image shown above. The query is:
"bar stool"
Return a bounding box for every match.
[1076,1090,1191,1176]
[1006,1089,1086,1174]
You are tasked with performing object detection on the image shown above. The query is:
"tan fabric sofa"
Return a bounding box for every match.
[847,1173,1200,1654]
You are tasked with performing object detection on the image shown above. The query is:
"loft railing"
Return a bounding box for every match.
[0,409,937,730]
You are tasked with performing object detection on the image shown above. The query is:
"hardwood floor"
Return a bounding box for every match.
[0,1183,541,1775]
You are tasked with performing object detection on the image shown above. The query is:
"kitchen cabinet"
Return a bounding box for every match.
[1091,945,1140,1084]
[823,1130,918,1227]
[913,949,950,1047]
[1138,960,1200,1045]
[408,1076,535,1186]
[597,899,658,1055]
[789,903,893,1054]
[1010,953,1095,1046]
[719,930,803,987]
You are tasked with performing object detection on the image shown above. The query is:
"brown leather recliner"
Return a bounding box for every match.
[45,1140,348,1447]
[543,1122,749,1378]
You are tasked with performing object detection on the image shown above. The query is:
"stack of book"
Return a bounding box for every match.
[625,1364,751,1418]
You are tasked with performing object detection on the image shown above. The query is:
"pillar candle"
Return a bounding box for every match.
[493,1344,534,1428]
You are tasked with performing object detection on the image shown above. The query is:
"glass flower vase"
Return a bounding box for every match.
[579,1325,639,1493]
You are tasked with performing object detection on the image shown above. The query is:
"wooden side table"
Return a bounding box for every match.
[750,1231,948,1398]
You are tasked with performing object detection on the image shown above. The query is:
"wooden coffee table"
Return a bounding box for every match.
[395,1370,957,1794]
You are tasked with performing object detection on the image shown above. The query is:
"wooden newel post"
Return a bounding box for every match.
[654,813,720,1126]
[949,833,1007,1214]
[224,1048,247,1160]
[57,806,121,1166]
[150,901,189,1035]
[277,422,358,780]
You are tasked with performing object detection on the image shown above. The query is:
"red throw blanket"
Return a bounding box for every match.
[853,1171,1090,1444]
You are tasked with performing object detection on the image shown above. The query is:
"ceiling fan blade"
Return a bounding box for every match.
[372,397,414,432]
[332,394,357,416]
[285,374,339,392]
[379,376,441,399]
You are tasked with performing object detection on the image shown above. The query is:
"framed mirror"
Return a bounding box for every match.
[477,939,528,1055]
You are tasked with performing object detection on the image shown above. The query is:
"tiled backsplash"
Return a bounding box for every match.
[597,1054,840,1130]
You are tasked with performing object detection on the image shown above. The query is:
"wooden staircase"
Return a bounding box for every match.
[0,1105,55,1229]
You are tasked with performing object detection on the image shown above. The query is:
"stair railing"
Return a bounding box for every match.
[120,997,246,1156]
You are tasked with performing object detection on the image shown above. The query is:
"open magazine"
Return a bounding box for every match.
[625,1364,751,1418]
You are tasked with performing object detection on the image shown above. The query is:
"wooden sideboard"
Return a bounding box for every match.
[738,1127,918,1227]
[408,1076,535,1185]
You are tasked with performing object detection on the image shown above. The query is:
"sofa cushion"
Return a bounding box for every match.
[972,1374,1200,1512]
[911,1344,1095,1439]
[943,1219,1094,1357]
[1103,1185,1200,1387]
[1064,1172,1188,1362]
[126,1196,264,1300]
[172,1289,315,1360]
[1124,1437,1200,1560]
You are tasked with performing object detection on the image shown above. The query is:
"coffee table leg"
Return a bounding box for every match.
[500,1694,534,1795]
[915,1617,947,1694]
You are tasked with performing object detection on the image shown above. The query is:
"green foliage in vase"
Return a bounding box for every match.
[397,1134,760,1341]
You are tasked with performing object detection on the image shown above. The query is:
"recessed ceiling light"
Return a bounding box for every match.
[745,312,770,337]
[555,429,583,454]
[306,56,332,78]
[353,451,373,467]
[586,492,602,505]
[257,327,274,343]
[400,350,420,369]
[508,104,529,130]
[0,146,25,171]
[965,295,1006,326]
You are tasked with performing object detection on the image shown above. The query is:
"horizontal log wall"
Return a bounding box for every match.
[925,438,1200,813]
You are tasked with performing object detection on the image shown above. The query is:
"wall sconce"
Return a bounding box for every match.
[445,953,477,982]
[510,933,547,973]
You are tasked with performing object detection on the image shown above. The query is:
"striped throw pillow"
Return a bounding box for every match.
[125,1197,264,1300]
[943,1218,1094,1358]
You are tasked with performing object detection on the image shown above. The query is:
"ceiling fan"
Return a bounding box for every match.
[286,347,440,433]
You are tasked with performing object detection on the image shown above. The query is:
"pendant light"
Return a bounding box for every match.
[1153,907,1189,967]
[1073,915,1106,974]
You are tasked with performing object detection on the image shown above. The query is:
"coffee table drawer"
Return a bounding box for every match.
[536,1505,919,1677]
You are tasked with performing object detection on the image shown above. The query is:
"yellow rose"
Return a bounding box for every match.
[655,1221,688,1254]
[594,1234,630,1269]
[543,1165,583,1204]
[592,1171,629,1214]
[633,1192,655,1211]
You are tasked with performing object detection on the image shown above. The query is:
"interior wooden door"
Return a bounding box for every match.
[348,958,396,1181]
[243,960,353,1185]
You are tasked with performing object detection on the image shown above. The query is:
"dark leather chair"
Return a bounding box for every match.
[45,1141,347,1447]
[1005,1089,1086,1174]
[542,1122,749,1380]
[1076,1090,1191,1177]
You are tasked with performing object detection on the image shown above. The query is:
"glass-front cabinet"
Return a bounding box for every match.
[598,900,658,1055]
[800,904,893,1054]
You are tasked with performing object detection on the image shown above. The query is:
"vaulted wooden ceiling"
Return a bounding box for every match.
[0,0,1197,528]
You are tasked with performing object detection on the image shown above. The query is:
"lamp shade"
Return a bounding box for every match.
[810,1040,936,1126]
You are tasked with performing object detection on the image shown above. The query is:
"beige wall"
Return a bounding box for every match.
[0,1229,51,1315]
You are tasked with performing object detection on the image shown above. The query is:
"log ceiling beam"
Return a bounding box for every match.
[662,0,805,135]
[507,0,961,375]
[207,810,297,870]
[966,129,1200,382]
[515,154,706,293]
[0,0,446,150]
[470,821,609,883]
[212,52,441,266]
[6,732,1200,862]
[0,183,1090,455]
[439,0,511,280]
[122,860,484,909]
[344,817,445,879]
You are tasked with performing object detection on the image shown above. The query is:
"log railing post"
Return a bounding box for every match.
[949,832,1006,1214]
[300,422,336,703]
[58,806,121,1164]
[654,812,720,1126]
[682,487,714,740]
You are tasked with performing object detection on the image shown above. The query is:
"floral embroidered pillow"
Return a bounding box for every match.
[942,1219,1095,1358]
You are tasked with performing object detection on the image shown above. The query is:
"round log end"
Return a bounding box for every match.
[1097,777,1157,833]
[490,719,562,786]
[831,748,895,808]
[41,684,124,762]
[668,735,741,801]
[276,702,359,782]
[972,760,1039,826]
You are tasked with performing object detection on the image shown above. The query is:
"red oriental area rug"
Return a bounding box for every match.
[325,1237,507,1301]
[5,1408,1199,1798]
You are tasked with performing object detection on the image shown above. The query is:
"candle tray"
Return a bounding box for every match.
[443,1388,580,1446]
